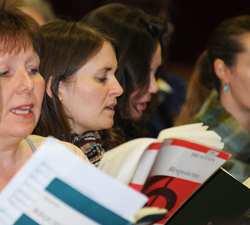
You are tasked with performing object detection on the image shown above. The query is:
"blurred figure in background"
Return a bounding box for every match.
[175,15,250,182]
[102,0,187,138]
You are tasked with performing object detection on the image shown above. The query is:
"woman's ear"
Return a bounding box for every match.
[46,76,53,98]
[47,76,64,100]
[213,58,230,84]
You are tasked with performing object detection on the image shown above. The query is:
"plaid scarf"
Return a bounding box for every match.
[71,131,105,166]
[189,89,250,182]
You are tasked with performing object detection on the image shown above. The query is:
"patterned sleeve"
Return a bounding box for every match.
[71,131,105,166]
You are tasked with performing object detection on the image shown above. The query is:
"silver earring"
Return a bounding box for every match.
[59,97,62,101]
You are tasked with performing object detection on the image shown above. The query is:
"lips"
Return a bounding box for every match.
[11,104,34,117]
[104,105,115,110]
[104,103,116,110]
[137,95,151,111]
[137,102,148,111]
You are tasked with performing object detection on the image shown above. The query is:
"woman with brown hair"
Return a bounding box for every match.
[81,3,168,149]
[34,19,123,165]
[175,15,250,182]
[0,0,87,191]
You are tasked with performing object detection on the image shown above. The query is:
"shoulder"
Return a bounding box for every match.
[27,135,89,162]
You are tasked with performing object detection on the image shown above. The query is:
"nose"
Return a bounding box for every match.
[148,74,159,94]
[16,69,34,94]
[111,76,124,97]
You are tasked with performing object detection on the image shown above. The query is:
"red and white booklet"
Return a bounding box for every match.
[129,139,231,224]
[99,123,231,225]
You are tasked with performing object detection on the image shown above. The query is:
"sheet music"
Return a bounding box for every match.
[0,137,148,224]
[0,162,57,224]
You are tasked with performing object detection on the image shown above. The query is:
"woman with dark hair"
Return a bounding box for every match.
[81,3,168,149]
[175,15,250,182]
[34,19,123,165]
[0,0,88,191]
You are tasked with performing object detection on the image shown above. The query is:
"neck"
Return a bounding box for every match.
[0,137,32,191]
[220,91,250,131]
[0,136,22,156]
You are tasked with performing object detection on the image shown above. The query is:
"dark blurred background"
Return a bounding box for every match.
[47,0,250,81]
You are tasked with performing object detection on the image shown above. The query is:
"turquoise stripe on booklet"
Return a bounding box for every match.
[46,178,131,225]
[14,215,39,225]
[15,178,132,225]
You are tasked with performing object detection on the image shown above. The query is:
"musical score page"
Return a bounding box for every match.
[0,137,147,225]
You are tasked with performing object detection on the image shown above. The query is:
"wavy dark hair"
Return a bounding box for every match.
[81,3,168,148]
[33,19,116,141]
[175,15,250,126]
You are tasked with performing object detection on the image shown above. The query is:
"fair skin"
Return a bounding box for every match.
[58,41,123,135]
[214,33,250,131]
[129,42,162,120]
[0,45,45,190]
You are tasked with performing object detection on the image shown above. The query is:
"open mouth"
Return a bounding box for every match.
[11,106,32,115]
[104,106,115,110]
[137,102,147,111]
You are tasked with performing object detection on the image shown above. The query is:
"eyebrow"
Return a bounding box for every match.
[105,67,112,71]
[98,66,117,72]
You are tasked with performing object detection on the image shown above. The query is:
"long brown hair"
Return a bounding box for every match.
[82,3,168,147]
[174,50,213,126]
[34,20,116,141]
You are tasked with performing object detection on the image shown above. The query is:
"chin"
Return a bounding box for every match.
[14,126,35,138]
[101,121,114,130]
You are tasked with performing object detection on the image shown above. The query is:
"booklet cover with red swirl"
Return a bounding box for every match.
[129,139,231,225]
